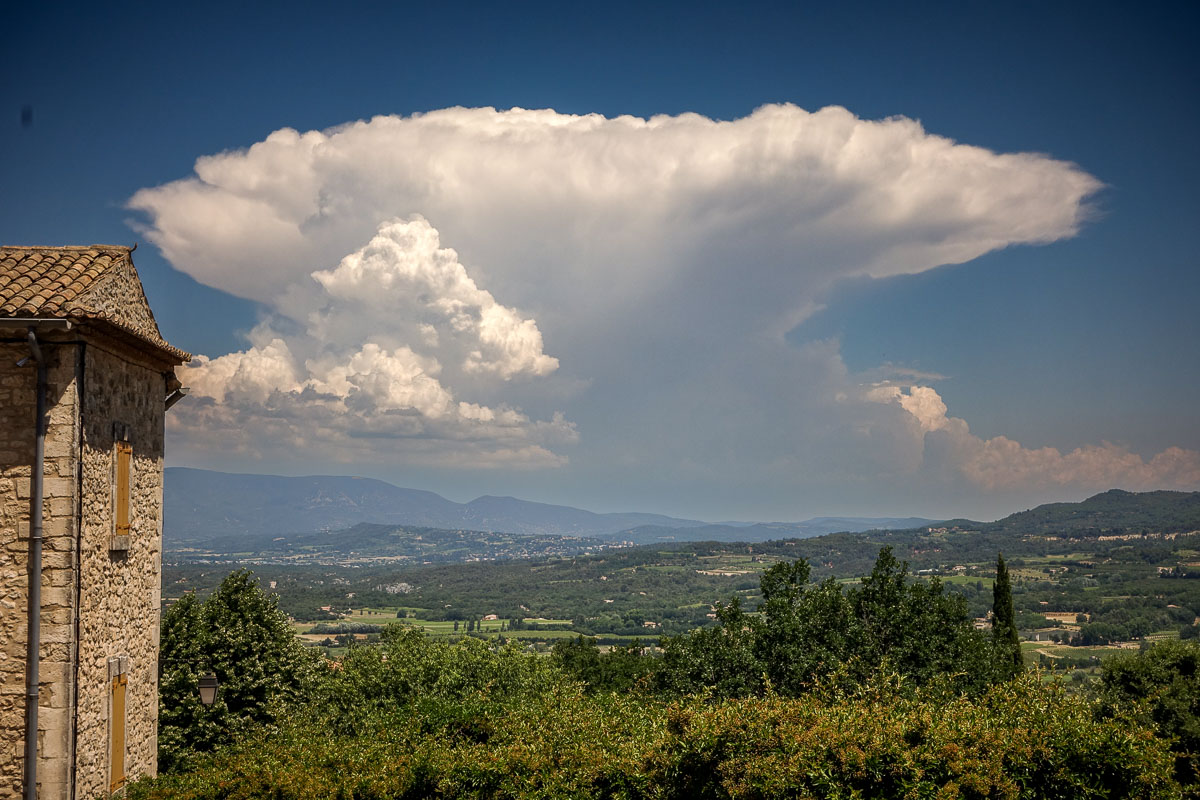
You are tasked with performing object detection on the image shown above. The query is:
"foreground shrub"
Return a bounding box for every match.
[1095,640,1200,790]
[129,671,1180,799]
[319,625,573,734]
[158,571,323,772]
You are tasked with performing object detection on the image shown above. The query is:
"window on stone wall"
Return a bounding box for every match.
[109,656,128,792]
[112,423,132,551]
[115,441,131,533]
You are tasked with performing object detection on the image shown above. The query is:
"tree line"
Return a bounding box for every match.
[140,550,1198,797]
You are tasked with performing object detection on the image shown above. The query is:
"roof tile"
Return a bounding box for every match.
[0,245,189,361]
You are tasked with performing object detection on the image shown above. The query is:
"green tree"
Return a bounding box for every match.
[156,593,219,773]
[757,558,853,694]
[1095,639,1200,787]
[992,552,1023,680]
[552,636,603,688]
[553,637,658,694]
[849,547,910,668]
[846,547,990,690]
[658,598,764,697]
[157,570,322,772]
[659,547,993,698]
[317,626,570,736]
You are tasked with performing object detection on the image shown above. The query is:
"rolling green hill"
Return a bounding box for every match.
[981,489,1200,535]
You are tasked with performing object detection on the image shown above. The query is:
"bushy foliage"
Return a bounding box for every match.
[130,669,1180,799]
[657,596,764,697]
[659,547,1000,697]
[551,636,658,694]
[317,625,570,735]
[1095,640,1200,789]
[158,570,323,772]
[140,562,1192,797]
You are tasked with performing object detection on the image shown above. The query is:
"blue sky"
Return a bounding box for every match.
[3,1,1197,521]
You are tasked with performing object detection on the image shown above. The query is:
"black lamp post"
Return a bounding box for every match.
[198,672,219,706]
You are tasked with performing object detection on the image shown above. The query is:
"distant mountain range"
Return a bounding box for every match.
[164,470,1200,564]
[163,467,938,547]
[164,468,704,541]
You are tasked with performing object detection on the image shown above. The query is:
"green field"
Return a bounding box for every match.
[940,574,994,587]
[1022,640,1133,662]
[292,607,645,646]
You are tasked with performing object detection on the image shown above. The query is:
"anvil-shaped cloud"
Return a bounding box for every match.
[130,105,1199,504]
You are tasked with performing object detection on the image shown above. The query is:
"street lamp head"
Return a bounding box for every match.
[198,672,219,706]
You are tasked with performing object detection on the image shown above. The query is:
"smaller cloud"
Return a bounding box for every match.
[865,384,951,433]
[867,384,1200,491]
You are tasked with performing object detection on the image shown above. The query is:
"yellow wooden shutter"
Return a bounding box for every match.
[116,441,132,535]
[110,673,127,791]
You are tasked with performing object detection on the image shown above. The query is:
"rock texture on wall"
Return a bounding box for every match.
[0,336,172,799]
[0,340,81,799]
[74,344,167,798]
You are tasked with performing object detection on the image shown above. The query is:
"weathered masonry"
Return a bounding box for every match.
[0,246,189,798]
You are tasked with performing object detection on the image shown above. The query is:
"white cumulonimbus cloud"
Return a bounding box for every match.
[130,104,1200,501]
[131,104,1102,324]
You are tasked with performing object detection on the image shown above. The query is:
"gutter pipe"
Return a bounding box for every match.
[164,386,189,410]
[24,327,46,800]
[1,319,71,800]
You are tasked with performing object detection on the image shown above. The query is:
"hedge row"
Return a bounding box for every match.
[130,674,1180,799]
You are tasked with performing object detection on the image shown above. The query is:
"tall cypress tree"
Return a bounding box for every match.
[992,553,1023,679]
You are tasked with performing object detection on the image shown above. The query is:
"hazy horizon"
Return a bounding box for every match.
[164,463,1149,527]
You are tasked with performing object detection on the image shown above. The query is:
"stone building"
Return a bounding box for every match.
[0,246,188,798]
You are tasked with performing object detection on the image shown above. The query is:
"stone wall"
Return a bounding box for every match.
[0,339,82,799]
[0,334,169,799]
[74,343,167,798]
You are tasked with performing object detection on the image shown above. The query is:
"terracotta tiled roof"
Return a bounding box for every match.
[0,245,189,362]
